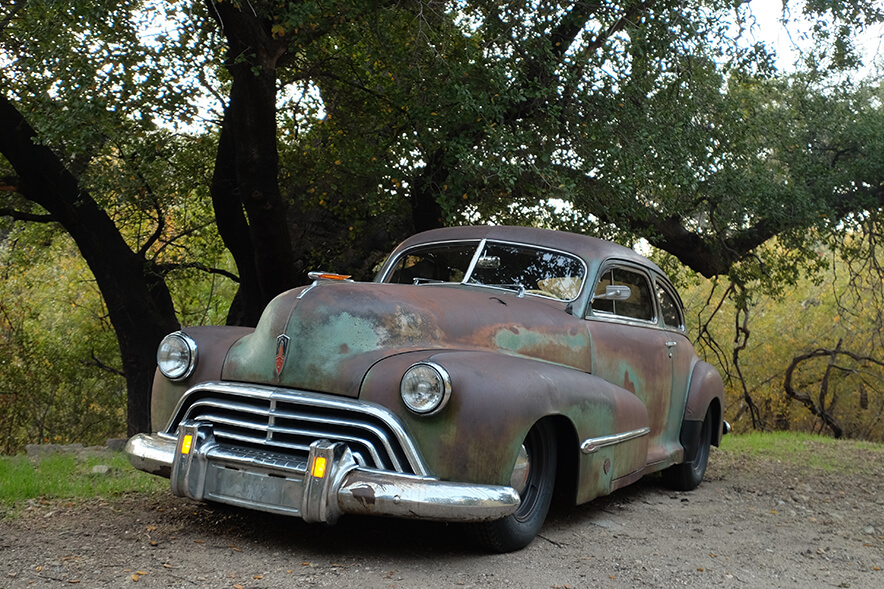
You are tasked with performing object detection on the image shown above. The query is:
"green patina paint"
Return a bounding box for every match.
[285,311,383,375]
[494,326,589,363]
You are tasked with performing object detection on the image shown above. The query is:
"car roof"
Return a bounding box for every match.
[392,225,664,275]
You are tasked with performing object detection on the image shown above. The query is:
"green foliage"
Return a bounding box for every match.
[0,228,127,453]
[718,431,884,475]
[682,230,884,442]
[0,452,166,512]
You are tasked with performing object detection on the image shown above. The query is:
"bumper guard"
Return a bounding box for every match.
[125,421,520,524]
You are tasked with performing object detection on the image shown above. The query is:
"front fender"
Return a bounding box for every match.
[150,326,254,431]
[359,351,649,498]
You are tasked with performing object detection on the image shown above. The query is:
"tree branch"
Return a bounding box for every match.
[0,207,55,222]
[155,261,240,283]
[83,350,126,378]
[0,0,28,36]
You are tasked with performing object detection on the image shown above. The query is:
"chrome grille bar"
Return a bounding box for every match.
[164,381,428,476]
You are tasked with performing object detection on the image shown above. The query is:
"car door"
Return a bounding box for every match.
[586,264,677,467]
[654,277,694,464]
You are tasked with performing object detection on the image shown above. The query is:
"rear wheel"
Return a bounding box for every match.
[471,421,557,552]
[663,409,712,491]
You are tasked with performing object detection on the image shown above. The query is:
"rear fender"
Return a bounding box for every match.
[679,361,725,461]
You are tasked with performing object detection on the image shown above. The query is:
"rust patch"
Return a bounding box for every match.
[604,458,611,474]
[623,371,636,394]
[350,484,376,507]
[339,343,350,354]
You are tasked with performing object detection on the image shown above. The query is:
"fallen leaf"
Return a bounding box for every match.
[131,574,140,582]
[697,567,705,572]
[254,575,263,580]
[136,571,148,576]
[146,525,157,532]
[233,585,244,589]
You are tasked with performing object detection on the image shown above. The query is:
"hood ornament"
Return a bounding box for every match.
[275,334,290,376]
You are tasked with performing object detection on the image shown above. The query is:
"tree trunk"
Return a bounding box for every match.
[0,94,180,435]
[205,3,299,326]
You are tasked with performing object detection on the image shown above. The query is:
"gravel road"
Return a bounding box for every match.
[2,441,882,588]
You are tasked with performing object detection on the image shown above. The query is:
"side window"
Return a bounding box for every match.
[657,283,685,331]
[590,267,654,321]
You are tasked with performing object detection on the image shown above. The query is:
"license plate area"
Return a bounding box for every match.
[203,461,306,516]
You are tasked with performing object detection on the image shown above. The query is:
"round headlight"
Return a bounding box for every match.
[157,332,197,381]
[400,362,452,415]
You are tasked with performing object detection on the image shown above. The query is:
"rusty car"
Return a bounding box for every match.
[126,225,726,552]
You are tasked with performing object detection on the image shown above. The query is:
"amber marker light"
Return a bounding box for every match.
[307,271,352,281]
[180,434,193,455]
[311,456,328,478]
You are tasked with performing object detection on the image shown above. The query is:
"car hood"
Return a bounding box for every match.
[221,281,591,398]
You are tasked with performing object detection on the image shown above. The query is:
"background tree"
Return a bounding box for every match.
[0,1,223,436]
[2,0,884,447]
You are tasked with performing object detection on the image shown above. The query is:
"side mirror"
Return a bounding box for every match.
[593,284,632,301]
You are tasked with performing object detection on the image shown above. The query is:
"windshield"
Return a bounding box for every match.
[383,240,586,301]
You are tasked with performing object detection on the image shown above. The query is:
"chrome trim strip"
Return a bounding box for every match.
[580,427,651,454]
[461,237,487,283]
[164,381,431,476]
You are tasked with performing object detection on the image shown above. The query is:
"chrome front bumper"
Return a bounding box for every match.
[125,421,520,524]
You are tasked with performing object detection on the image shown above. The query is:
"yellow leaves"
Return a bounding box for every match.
[271,24,286,38]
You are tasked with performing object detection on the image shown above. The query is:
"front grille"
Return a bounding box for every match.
[164,381,427,475]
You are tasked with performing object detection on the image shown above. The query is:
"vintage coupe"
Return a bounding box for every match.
[126,225,726,552]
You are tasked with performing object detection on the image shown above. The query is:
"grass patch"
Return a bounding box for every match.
[0,451,167,513]
[717,431,884,475]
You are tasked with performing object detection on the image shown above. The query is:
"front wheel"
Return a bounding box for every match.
[470,421,557,553]
[662,409,712,491]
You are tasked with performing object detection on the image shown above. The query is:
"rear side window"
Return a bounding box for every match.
[657,283,685,331]
[590,267,654,321]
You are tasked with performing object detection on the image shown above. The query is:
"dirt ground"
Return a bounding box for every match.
[1,443,882,589]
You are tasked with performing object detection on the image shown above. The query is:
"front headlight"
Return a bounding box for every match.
[157,332,197,381]
[400,361,452,415]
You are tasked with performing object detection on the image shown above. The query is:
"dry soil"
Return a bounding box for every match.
[1,442,882,588]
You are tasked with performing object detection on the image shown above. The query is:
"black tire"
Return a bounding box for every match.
[470,421,557,553]
[662,409,712,491]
